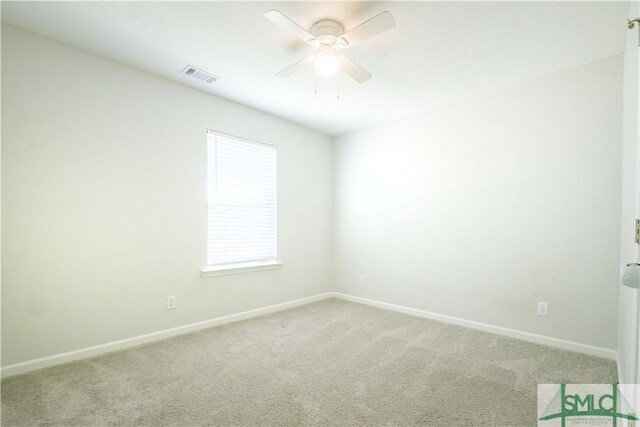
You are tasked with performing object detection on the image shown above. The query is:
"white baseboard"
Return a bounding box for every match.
[1,292,334,379]
[330,292,617,361]
[2,291,617,379]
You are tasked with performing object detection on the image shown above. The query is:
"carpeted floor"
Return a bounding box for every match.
[1,298,617,426]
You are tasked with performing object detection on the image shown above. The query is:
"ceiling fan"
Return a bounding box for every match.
[264,10,395,84]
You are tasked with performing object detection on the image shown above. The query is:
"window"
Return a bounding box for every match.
[203,131,279,276]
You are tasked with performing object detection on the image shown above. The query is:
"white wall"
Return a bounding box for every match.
[333,55,623,350]
[1,25,333,366]
[1,21,626,368]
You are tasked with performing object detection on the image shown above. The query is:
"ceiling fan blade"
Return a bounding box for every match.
[340,11,395,46]
[276,56,315,78]
[340,56,372,84]
[264,10,316,44]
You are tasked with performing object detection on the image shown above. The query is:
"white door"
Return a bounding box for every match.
[618,0,640,398]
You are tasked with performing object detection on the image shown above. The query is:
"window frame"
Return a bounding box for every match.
[201,129,282,277]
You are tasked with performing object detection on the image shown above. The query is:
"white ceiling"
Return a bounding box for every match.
[2,1,629,136]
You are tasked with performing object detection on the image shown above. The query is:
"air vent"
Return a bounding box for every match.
[181,65,219,84]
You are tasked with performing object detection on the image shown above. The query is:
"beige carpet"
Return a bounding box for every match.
[1,298,617,426]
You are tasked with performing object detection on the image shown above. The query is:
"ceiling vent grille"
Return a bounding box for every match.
[182,65,219,84]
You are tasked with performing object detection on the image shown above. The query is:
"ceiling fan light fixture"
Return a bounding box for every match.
[314,47,340,77]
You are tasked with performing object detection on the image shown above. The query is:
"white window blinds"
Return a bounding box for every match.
[207,132,277,266]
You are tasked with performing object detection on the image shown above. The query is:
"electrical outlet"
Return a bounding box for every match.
[167,296,176,310]
[537,302,548,317]
[359,274,366,286]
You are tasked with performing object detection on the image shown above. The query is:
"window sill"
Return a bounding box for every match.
[200,260,283,278]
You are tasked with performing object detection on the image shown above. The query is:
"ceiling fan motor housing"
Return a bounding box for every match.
[310,19,348,48]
